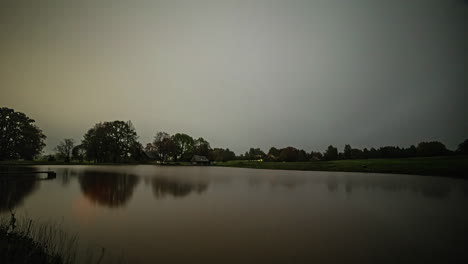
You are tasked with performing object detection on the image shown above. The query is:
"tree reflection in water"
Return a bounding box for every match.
[79,171,140,208]
[0,176,38,213]
[327,175,453,199]
[151,178,207,199]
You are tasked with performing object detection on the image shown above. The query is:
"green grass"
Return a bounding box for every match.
[214,156,468,178]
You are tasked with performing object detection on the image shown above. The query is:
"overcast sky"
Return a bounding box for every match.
[1,0,467,154]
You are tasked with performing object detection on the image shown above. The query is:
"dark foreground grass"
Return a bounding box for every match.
[214,156,468,178]
[0,213,120,264]
[0,214,78,264]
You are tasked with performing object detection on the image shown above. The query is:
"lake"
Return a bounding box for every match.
[1,165,467,263]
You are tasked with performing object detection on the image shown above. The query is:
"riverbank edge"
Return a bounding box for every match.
[213,156,468,179]
[1,156,467,178]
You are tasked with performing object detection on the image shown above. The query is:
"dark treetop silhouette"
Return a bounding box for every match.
[0,107,46,161]
[1,107,467,167]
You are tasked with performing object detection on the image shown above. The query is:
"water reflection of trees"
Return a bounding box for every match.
[78,171,140,208]
[0,176,38,213]
[330,176,453,199]
[246,172,460,200]
[151,178,207,199]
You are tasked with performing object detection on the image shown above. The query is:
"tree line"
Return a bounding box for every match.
[1,107,467,163]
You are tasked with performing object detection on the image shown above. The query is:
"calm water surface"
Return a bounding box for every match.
[1,165,468,263]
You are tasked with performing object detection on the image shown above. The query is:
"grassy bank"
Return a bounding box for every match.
[214,156,468,178]
[0,214,120,264]
[2,156,467,178]
[0,214,78,264]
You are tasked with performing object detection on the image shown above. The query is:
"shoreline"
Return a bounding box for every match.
[213,156,468,179]
[1,155,467,178]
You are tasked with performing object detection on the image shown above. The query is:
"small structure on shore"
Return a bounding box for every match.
[142,150,157,162]
[191,155,210,165]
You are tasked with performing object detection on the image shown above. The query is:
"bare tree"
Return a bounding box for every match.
[55,138,75,162]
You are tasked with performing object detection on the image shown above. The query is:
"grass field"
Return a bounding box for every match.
[214,156,468,178]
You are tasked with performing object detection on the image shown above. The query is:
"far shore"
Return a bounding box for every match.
[1,155,467,179]
[215,156,468,178]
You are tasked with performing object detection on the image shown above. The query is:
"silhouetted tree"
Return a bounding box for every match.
[129,141,146,162]
[350,148,363,159]
[323,145,338,160]
[172,133,195,161]
[72,144,86,162]
[54,138,75,162]
[406,145,418,158]
[0,107,46,160]
[278,147,299,161]
[457,139,468,155]
[417,141,448,157]
[150,132,177,162]
[193,137,211,157]
[344,144,352,159]
[369,147,378,159]
[47,154,56,162]
[266,147,281,161]
[145,142,158,159]
[245,148,266,160]
[297,149,308,161]
[211,148,236,161]
[81,121,140,163]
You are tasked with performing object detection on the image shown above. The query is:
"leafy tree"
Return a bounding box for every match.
[0,107,46,160]
[417,141,448,157]
[245,148,266,160]
[172,133,195,161]
[406,145,417,158]
[457,139,468,155]
[350,148,363,159]
[279,147,299,162]
[193,137,211,157]
[149,132,177,162]
[323,145,338,160]
[81,121,140,163]
[72,144,86,162]
[145,142,158,159]
[298,149,308,161]
[211,148,236,162]
[266,147,280,161]
[47,154,56,162]
[54,138,75,162]
[369,147,378,159]
[343,144,352,159]
[129,141,146,162]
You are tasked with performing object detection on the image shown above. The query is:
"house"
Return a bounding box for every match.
[142,151,157,162]
[191,155,210,165]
